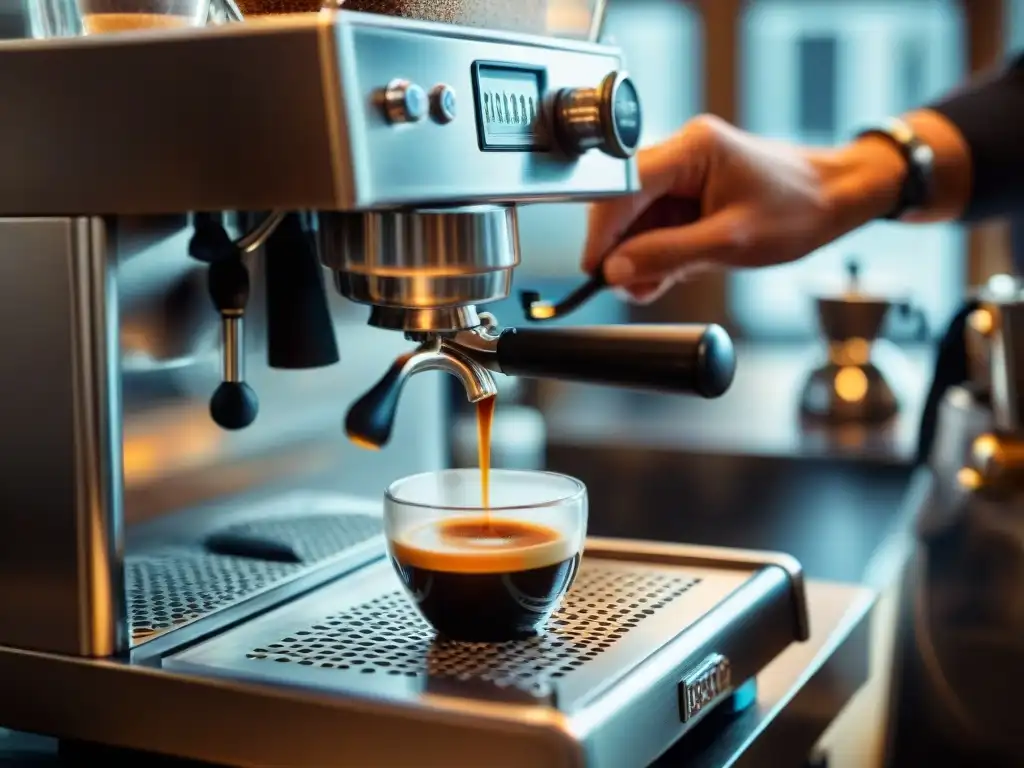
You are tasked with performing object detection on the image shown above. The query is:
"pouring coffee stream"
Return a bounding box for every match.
[477,394,496,514]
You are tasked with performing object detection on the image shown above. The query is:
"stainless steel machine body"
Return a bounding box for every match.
[0,11,807,766]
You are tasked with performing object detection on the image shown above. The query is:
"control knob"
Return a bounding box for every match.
[382,79,428,124]
[554,72,642,159]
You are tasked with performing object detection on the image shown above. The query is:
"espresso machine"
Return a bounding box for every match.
[886,275,1024,763]
[0,9,811,766]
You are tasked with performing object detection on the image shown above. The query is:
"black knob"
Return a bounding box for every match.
[210,381,259,430]
[189,213,237,264]
[344,363,405,450]
[554,71,642,159]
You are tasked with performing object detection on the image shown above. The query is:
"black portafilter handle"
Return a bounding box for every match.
[189,215,259,431]
[495,323,736,398]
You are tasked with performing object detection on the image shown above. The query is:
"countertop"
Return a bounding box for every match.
[539,340,934,465]
[551,447,915,586]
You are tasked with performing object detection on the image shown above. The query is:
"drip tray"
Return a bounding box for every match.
[128,507,383,644]
[241,562,700,706]
[165,541,806,767]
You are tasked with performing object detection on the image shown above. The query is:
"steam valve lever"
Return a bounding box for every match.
[208,258,258,429]
[188,214,259,430]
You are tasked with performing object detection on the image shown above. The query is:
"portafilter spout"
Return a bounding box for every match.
[345,335,498,449]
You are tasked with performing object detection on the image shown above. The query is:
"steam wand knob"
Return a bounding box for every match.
[207,253,258,430]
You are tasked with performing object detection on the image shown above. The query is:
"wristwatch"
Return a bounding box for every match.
[854,117,935,219]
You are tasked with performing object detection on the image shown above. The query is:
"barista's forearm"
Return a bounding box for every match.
[808,110,971,239]
[928,54,1024,222]
[810,55,1024,234]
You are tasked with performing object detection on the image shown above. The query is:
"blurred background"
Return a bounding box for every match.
[432,0,1021,591]
[449,0,1016,468]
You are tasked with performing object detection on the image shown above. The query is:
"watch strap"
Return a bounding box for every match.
[854,118,935,220]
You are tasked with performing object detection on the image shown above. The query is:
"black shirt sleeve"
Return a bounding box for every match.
[929,54,1024,222]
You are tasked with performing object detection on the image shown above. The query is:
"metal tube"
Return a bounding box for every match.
[223,316,243,383]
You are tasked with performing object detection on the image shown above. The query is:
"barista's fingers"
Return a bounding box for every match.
[581,132,705,274]
[601,212,751,286]
[582,197,647,274]
[614,279,672,305]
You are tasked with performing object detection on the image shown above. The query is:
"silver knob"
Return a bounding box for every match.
[382,79,428,124]
[430,84,458,124]
[554,72,642,159]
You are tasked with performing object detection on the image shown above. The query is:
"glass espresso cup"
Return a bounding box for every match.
[384,469,587,642]
[29,0,211,38]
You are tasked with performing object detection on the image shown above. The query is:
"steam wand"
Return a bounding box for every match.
[346,312,736,449]
[345,330,500,449]
[188,212,284,430]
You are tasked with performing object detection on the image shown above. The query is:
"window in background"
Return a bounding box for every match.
[730,0,966,341]
[1010,0,1024,53]
[797,36,838,139]
[514,0,702,278]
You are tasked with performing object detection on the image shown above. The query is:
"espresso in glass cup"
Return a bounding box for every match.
[384,469,587,642]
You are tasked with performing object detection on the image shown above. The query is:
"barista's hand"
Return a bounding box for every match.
[582,112,970,303]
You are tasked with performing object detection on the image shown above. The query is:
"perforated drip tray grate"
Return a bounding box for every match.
[127,513,382,643]
[167,557,739,711]
[246,566,698,694]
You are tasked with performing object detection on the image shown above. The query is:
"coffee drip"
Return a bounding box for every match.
[476,395,496,512]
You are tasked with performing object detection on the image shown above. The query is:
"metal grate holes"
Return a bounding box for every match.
[128,514,382,641]
[245,565,700,691]
[215,514,382,564]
